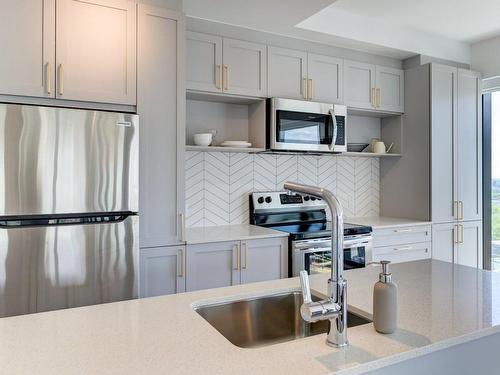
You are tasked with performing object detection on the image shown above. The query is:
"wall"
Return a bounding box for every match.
[471,35,500,79]
[185,151,380,227]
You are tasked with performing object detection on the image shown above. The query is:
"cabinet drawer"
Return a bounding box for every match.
[373,242,431,264]
[373,225,431,247]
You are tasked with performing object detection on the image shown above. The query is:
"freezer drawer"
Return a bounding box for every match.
[0,104,139,216]
[0,215,138,318]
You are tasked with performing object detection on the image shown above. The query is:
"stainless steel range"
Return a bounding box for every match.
[250,191,372,276]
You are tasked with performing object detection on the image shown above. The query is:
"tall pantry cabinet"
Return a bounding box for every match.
[137,5,187,297]
[381,63,482,268]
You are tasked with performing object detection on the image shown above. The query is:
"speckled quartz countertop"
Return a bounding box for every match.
[1,260,499,375]
[185,224,289,244]
[346,216,432,229]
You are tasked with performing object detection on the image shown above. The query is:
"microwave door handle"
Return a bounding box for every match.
[329,109,337,151]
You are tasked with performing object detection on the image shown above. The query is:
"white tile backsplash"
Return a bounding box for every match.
[185,151,380,227]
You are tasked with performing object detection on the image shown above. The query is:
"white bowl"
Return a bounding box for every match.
[193,133,213,147]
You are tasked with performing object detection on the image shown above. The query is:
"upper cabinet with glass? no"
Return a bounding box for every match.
[186,31,267,97]
[0,0,136,106]
[344,60,404,113]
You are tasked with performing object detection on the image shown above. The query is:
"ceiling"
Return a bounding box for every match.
[183,0,500,64]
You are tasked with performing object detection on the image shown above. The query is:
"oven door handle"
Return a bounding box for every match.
[328,109,338,151]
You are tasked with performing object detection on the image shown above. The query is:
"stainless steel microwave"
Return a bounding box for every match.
[267,98,347,153]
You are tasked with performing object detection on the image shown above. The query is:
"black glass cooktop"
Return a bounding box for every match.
[268,221,372,240]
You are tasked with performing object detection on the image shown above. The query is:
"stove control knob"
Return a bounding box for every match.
[304,196,310,201]
[265,196,273,204]
[311,197,316,201]
[257,197,264,204]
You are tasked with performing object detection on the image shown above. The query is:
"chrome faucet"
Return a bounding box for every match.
[284,182,348,347]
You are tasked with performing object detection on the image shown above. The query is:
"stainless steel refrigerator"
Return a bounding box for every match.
[0,104,139,318]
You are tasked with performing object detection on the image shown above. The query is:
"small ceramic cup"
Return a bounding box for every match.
[193,133,213,146]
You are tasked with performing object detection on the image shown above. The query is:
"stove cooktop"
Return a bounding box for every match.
[267,222,372,240]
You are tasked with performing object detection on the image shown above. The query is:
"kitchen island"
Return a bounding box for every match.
[1,260,499,374]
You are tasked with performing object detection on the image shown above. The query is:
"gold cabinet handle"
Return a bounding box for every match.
[242,242,247,269]
[454,225,458,244]
[454,201,458,220]
[45,62,52,94]
[57,64,64,95]
[223,65,229,90]
[308,78,313,100]
[233,244,240,270]
[459,201,464,221]
[394,246,412,251]
[371,88,376,107]
[177,248,185,277]
[394,228,413,233]
[179,213,185,242]
[376,88,381,107]
[303,78,308,100]
[216,64,222,89]
[459,224,464,244]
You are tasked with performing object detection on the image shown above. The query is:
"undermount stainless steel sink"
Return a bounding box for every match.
[194,291,371,348]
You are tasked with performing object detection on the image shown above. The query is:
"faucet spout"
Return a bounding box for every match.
[284,182,348,347]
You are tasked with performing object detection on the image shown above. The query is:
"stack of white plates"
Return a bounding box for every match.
[219,141,252,148]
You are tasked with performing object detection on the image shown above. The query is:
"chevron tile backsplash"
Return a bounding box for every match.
[185,151,379,227]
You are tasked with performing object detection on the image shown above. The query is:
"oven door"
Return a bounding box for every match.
[292,235,372,276]
[269,98,346,153]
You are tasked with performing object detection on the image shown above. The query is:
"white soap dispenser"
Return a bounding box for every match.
[373,260,398,334]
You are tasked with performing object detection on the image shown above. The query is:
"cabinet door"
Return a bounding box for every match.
[343,60,376,110]
[376,66,404,113]
[240,238,287,284]
[222,38,267,97]
[186,242,240,292]
[307,53,343,104]
[432,223,456,263]
[268,46,307,100]
[431,64,457,223]
[456,221,482,268]
[186,32,223,93]
[55,0,136,105]
[139,246,186,298]
[457,69,482,222]
[138,5,185,248]
[0,0,55,98]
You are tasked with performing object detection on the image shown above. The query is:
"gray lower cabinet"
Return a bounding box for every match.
[139,246,186,298]
[186,237,288,292]
[372,224,432,264]
[138,5,185,248]
[186,241,240,292]
[432,221,482,268]
[240,238,288,284]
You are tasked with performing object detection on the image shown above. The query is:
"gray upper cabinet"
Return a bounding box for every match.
[431,64,457,224]
[0,0,55,98]
[0,0,136,105]
[186,241,240,292]
[431,64,482,224]
[457,69,482,222]
[55,0,136,105]
[140,246,186,298]
[187,32,266,97]
[222,38,267,97]
[186,31,222,93]
[344,60,404,112]
[138,5,185,248]
[267,46,308,100]
[376,66,404,112]
[307,53,343,104]
[240,238,287,284]
[344,60,376,110]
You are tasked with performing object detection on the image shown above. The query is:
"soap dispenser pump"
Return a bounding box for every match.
[373,260,398,334]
